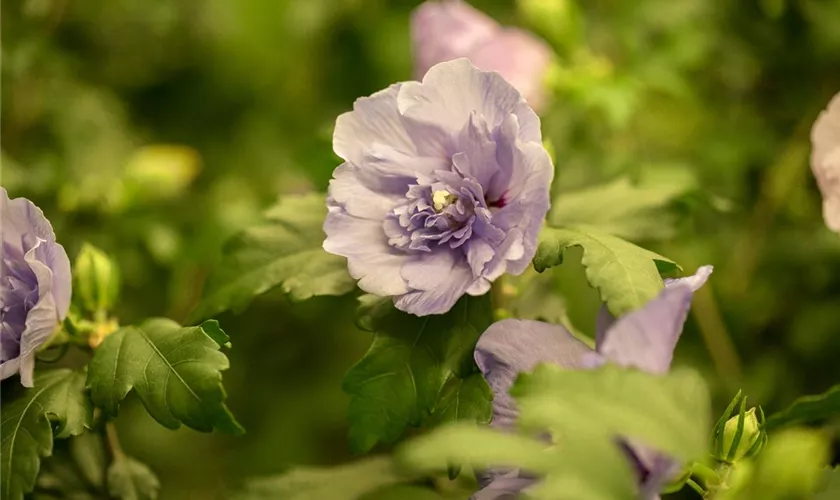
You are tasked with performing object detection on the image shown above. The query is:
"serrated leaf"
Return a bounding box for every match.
[427,373,492,428]
[86,318,243,434]
[533,226,679,316]
[107,456,160,500]
[190,193,356,322]
[764,384,840,431]
[231,456,405,500]
[549,168,695,240]
[343,295,493,453]
[1,369,93,500]
[399,365,710,500]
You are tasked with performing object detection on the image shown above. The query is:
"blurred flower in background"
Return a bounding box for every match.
[411,0,555,112]
[811,91,840,233]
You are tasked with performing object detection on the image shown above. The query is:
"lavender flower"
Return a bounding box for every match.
[472,266,713,500]
[323,59,552,316]
[411,1,554,112]
[811,91,840,233]
[1,188,71,387]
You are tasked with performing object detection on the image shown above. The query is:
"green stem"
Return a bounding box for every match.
[686,478,706,497]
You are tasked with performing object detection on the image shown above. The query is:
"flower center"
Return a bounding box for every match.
[432,190,457,213]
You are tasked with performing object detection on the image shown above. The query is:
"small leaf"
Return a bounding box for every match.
[549,168,695,240]
[764,384,840,431]
[343,295,493,453]
[1,369,93,500]
[107,456,160,500]
[533,226,679,316]
[86,318,243,434]
[190,194,356,322]
[69,432,107,489]
[231,456,406,500]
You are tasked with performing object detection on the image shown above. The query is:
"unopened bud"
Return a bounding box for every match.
[74,243,120,315]
[713,392,766,463]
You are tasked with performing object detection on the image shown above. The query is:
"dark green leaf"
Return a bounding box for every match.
[426,373,492,428]
[190,193,356,322]
[107,455,160,500]
[533,226,679,316]
[1,369,93,500]
[764,384,840,431]
[231,456,406,500]
[343,295,493,453]
[86,318,243,434]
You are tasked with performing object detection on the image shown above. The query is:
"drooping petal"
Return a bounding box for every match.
[595,265,713,349]
[594,266,713,374]
[323,208,410,296]
[411,0,499,80]
[398,59,542,145]
[474,319,593,430]
[811,91,840,233]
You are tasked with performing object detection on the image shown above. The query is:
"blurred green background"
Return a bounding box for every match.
[3,0,840,498]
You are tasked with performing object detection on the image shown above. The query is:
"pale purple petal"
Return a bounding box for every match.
[324,59,552,316]
[323,208,410,296]
[595,265,714,349]
[593,266,713,374]
[810,91,840,233]
[474,319,593,431]
[1,188,71,387]
[397,58,542,144]
[622,442,682,500]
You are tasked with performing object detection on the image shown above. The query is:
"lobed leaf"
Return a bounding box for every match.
[764,383,840,431]
[1,369,93,500]
[190,193,356,322]
[86,318,243,434]
[533,226,679,316]
[343,295,493,453]
[107,455,160,500]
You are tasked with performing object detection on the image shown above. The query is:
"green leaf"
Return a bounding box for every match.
[763,384,840,431]
[512,364,710,461]
[69,432,107,489]
[190,193,356,322]
[399,365,711,500]
[533,226,679,316]
[107,455,160,500]
[549,168,695,240]
[358,484,459,500]
[343,295,494,453]
[1,369,93,500]
[231,457,406,500]
[86,318,244,434]
[716,428,830,500]
[814,467,840,500]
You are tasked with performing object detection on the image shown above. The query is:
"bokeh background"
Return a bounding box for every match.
[4,0,840,498]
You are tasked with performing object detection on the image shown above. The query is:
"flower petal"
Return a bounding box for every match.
[395,251,475,315]
[471,469,536,500]
[474,319,593,430]
[333,84,418,166]
[323,208,410,296]
[328,163,401,220]
[595,266,713,374]
[397,59,542,145]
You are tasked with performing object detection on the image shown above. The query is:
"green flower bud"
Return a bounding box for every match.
[712,392,767,463]
[74,243,120,315]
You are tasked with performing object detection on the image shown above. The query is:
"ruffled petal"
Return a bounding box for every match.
[323,208,410,296]
[397,59,542,145]
[474,319,593,430]
[395,251,475,315]
[595,266,713,374]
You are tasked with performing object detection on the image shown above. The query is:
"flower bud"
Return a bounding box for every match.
[713,394,767,463]
[74,243,120,315]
